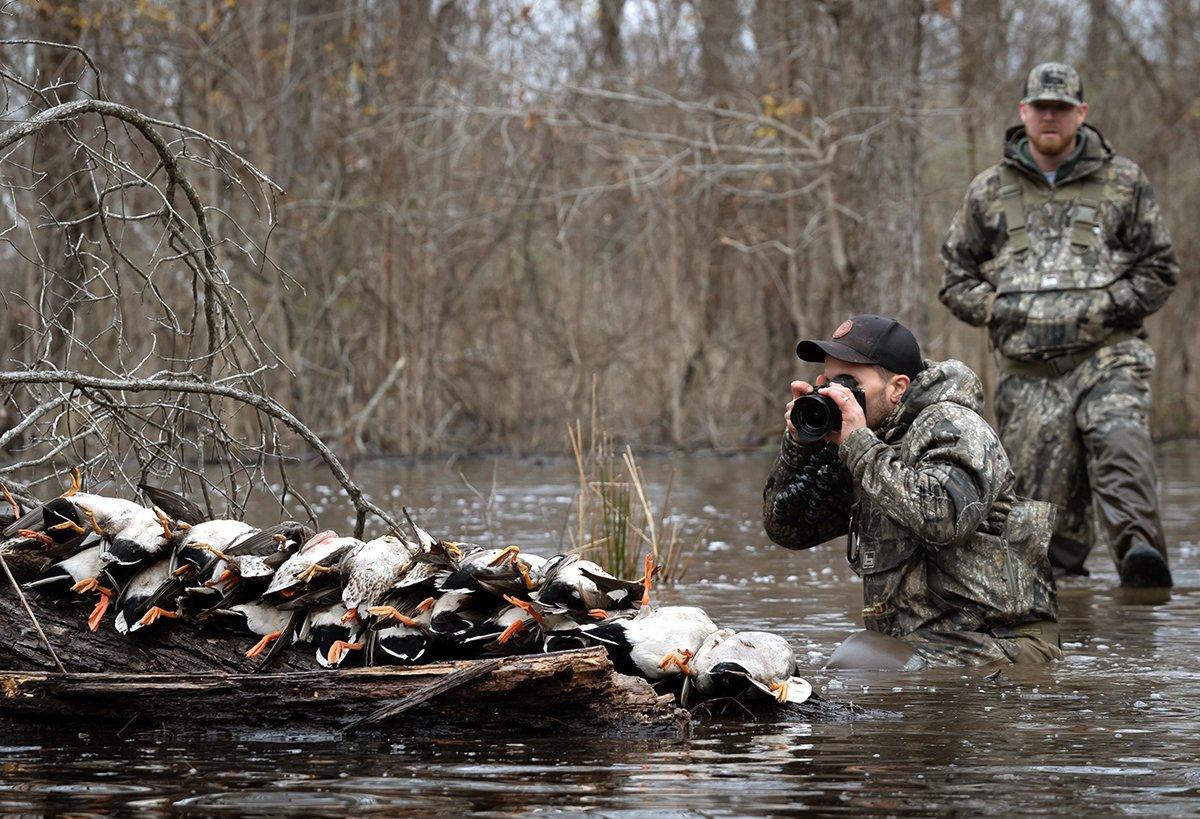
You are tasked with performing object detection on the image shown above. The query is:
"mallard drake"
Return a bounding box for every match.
[364,589,438,665]
[26,494,170,630]
[130,519,259,625]
[422,588,492,642]
[114,557,181,634]
[24,543,108,628]
[577,605,717,681]
[204,600,307,661]
[439,544,542,597]
[532,553,654,618]
[459,594,546,655]
[682,629,812,706]
[194,523,310,612]
[302,602,363,668]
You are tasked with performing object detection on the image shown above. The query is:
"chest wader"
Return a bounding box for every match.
[989,165,1170,583]
[989,165,1136,370]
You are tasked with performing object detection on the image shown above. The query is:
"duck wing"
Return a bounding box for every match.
[578,566,643,607]
[137,483,208,526]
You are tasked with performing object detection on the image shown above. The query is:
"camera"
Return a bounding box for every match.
[789,374,867,443]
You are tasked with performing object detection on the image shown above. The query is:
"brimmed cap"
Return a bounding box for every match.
[1022,62,1083,106]
[796,314,924,379]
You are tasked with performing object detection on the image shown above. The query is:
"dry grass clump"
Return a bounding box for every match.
[566,419,706,585]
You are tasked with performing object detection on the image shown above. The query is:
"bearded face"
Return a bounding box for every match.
[1019,100,1088,160]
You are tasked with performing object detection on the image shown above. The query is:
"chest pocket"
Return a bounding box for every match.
[992,165,1125,292]
[985,166,1130,358]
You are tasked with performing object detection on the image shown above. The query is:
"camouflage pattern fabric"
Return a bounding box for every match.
[763,359,1061,667]
[939,122,1175,575]
[938,123,1177,361]
[996,338,1166,573]
[1021,62,1083,106]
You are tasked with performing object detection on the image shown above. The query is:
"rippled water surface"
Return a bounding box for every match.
[4,442,1200,815]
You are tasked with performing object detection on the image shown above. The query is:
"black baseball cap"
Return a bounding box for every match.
[796,314,924,379]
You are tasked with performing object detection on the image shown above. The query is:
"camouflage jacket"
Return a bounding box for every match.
[939,123,1178,361]
[762,359,1059,666]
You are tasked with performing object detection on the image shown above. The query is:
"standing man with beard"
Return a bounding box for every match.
[940,63,1178,587]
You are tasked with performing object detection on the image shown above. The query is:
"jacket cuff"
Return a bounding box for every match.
[979,291,997,328]
[780,431,817,471]
[838,427,884,475]
[1108,279,1142,322]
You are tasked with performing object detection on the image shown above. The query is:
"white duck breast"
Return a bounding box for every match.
[114,559,176,634]
[25,543,106,591]
[100,512,169,568]
[230,601,299,637]
[582,605,717,680]
[340,535,421,612]
[534,554,642,613]
[687,629,812,705]
[69,493,153,533]
[172,519,257,571]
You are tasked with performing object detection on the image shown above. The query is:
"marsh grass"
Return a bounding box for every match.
[567,419,707,584]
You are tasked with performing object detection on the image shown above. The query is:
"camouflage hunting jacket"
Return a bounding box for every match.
[763,359,1059,666]
[939,123,1178,361]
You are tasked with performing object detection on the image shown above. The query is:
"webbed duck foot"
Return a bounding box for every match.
[87,591,113,632]
[245,630,282,658]
[497,620,525,644]
[365,606,416,626]
[658,649,694,676]
[137,606,180,627]
[640,552,655,607]
[326,640,363,665]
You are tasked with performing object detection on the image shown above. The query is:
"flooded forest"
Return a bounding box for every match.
[3,2,1200,814]
[2,0,1198,458]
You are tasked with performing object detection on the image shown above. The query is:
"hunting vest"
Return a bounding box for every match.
[984,164,1133,361]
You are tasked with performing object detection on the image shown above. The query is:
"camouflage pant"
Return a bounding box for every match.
[995,338,1166,574]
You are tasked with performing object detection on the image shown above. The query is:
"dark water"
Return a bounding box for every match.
[4,442,1200,815]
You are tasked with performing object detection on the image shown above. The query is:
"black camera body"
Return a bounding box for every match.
[789,375,867,443]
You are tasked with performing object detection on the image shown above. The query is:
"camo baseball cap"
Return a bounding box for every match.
[1021,62,1083,106]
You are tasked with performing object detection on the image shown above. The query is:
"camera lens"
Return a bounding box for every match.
[789,394,842,443]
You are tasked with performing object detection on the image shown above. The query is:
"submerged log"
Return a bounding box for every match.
[0,647,687,736]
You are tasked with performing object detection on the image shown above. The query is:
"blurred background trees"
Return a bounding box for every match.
[1,0,1197,455]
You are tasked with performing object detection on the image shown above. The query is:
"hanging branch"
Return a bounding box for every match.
[0,41,398,537]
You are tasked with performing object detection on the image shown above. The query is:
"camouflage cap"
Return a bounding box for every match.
[1021,62,1083,106]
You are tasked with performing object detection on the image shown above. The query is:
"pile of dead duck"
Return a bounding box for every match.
[0,476,811,709]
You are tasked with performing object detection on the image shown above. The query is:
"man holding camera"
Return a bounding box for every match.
[940,63,1177,587]
[763,315,1060,669]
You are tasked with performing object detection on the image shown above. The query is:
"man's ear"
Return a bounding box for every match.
[890,374,910,404]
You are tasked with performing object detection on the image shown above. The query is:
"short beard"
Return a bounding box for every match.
[1029,130,1074,158]
[865,391,894,430]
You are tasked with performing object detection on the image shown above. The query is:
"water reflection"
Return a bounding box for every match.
[2,442,1199,813]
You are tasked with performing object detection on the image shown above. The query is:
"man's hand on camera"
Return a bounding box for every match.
[784,376,827,443]
[819,381,867,445]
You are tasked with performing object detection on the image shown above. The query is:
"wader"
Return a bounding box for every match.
[990,165,1167,576]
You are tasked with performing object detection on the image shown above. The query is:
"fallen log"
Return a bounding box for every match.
[0,591,686,736]
[0,647,687,737]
